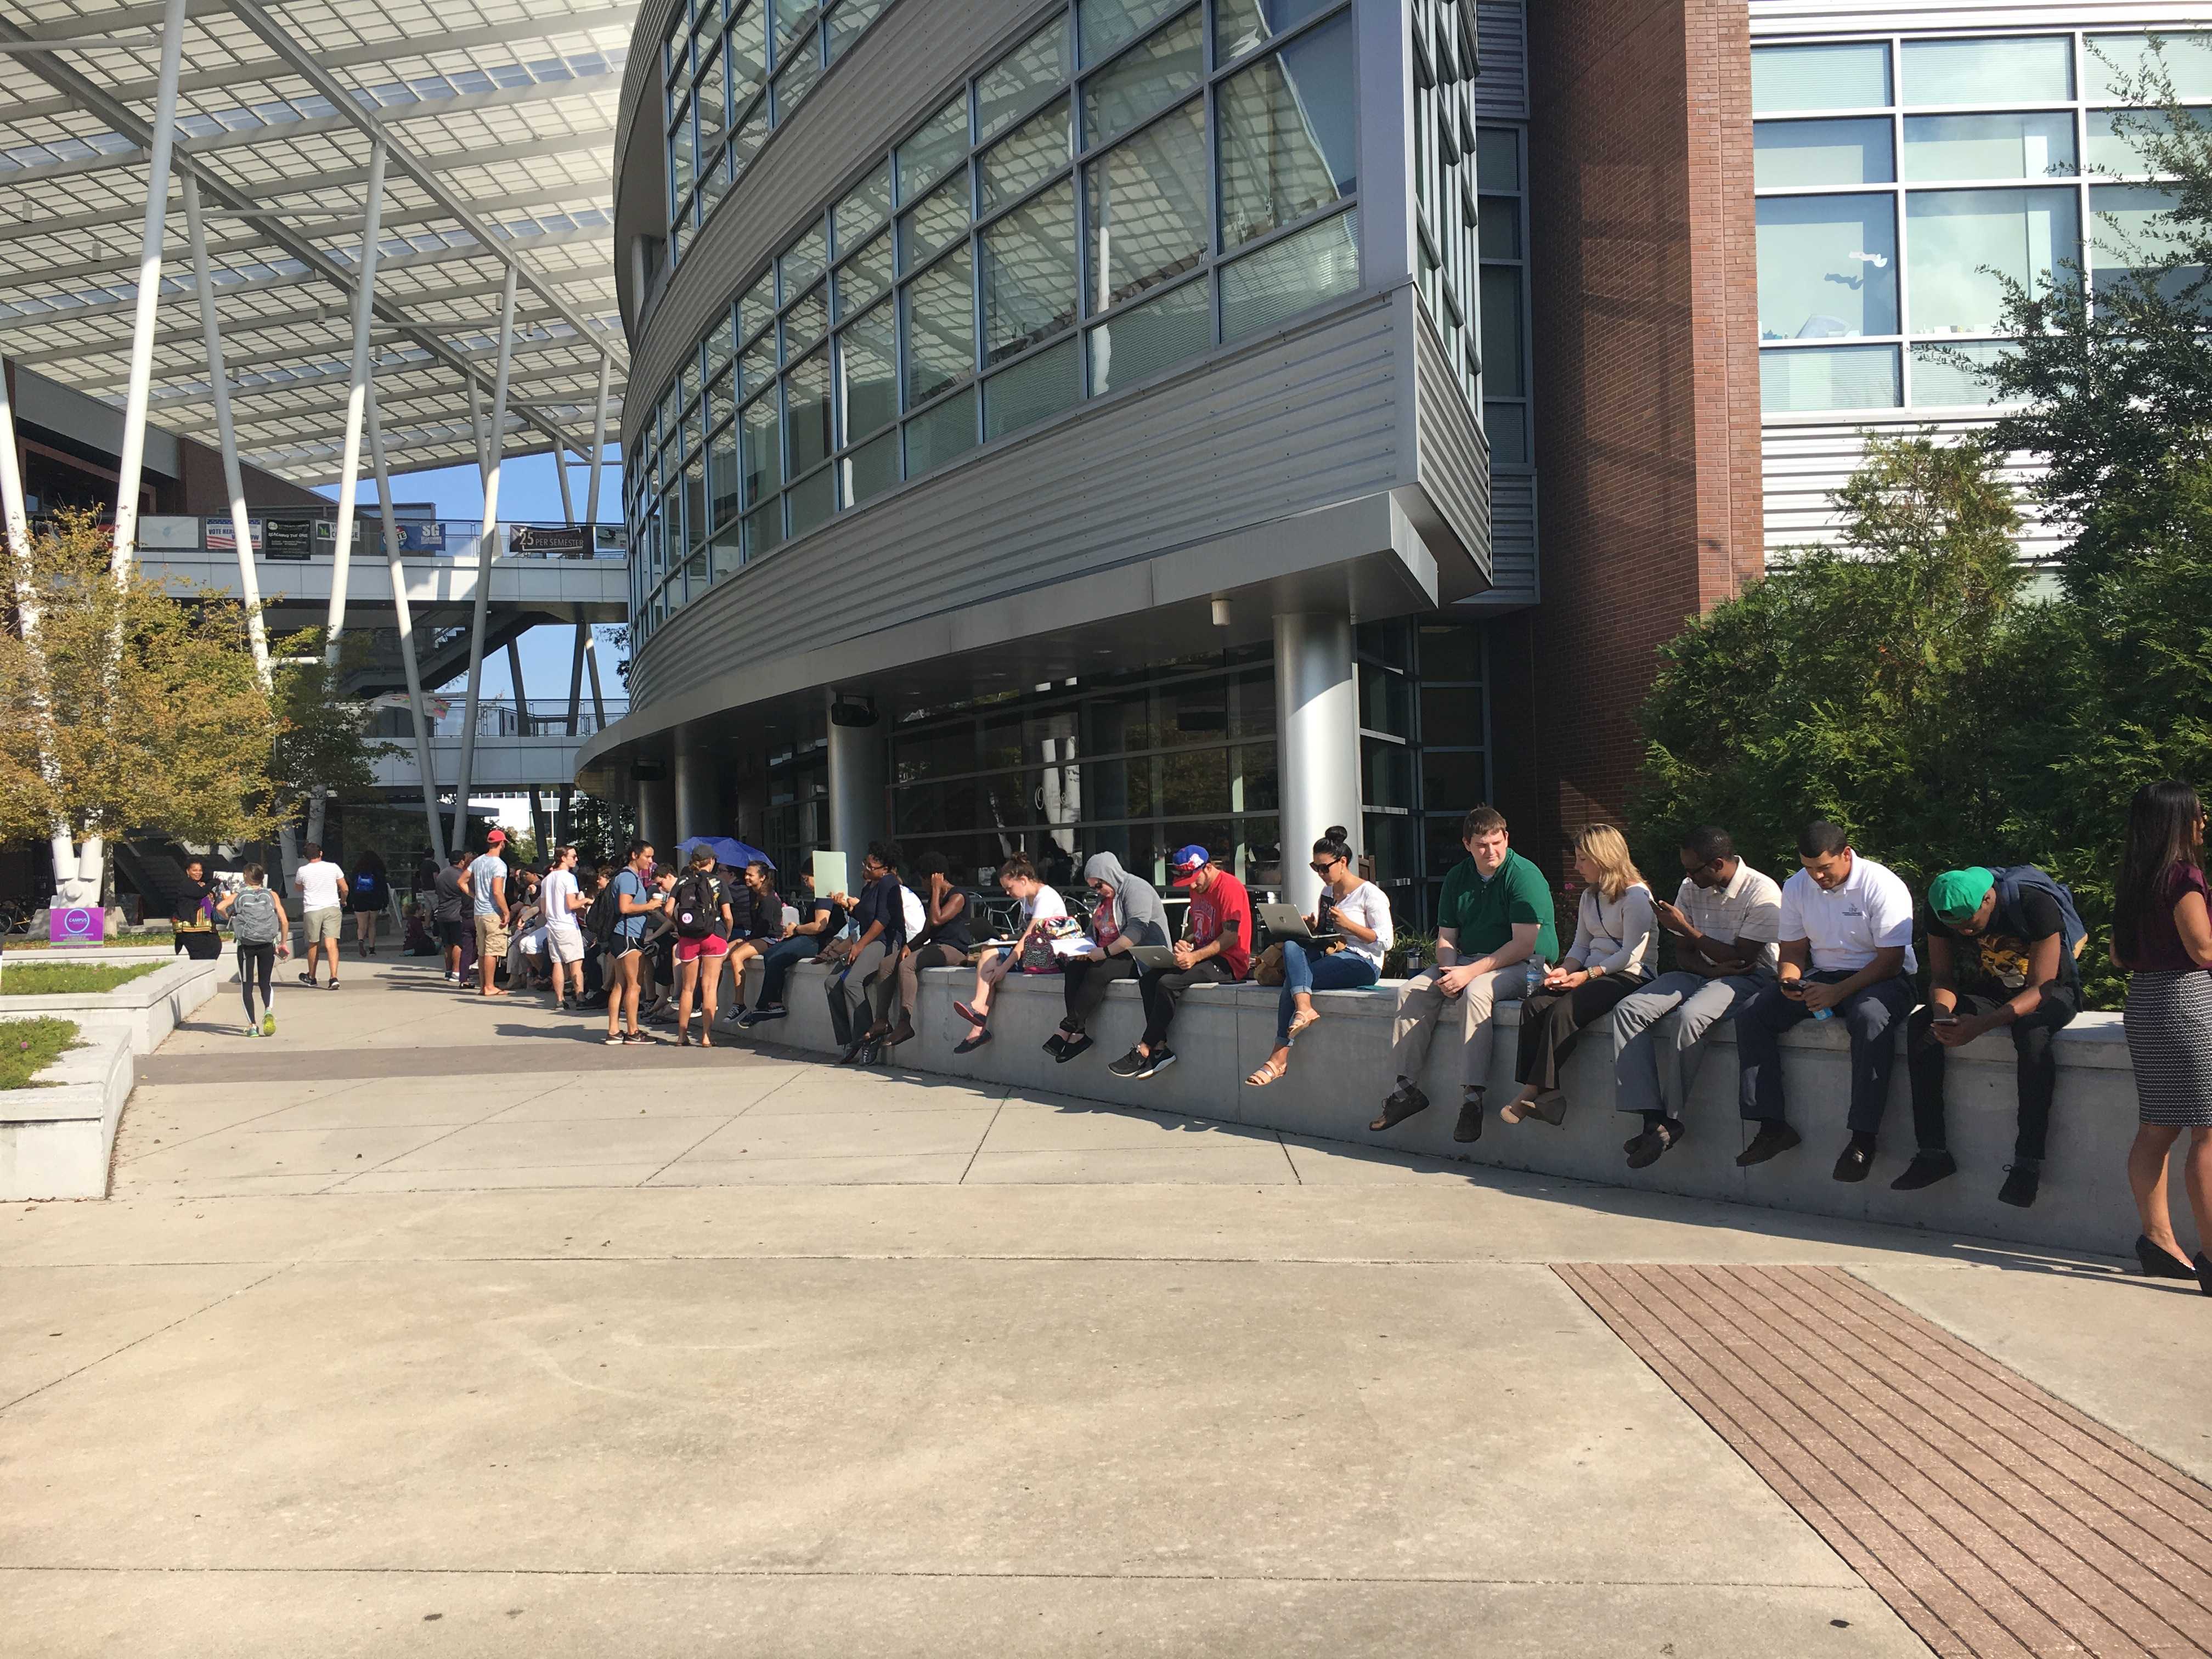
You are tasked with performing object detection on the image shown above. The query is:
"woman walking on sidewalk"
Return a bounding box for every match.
[217,865,290,1037]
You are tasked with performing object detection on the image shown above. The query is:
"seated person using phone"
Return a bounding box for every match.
[1896,865,2085,1210]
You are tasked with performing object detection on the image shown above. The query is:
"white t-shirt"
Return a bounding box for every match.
[1778,853,1918,975]
[1023,886,1069,924]
[541,868,581,932]
[294,858,344,913]
[1326,880,1394,967]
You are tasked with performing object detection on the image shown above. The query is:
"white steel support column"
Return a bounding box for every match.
[181,175,269,690]
[449,263,520,852]
[109,0,189,580]
[555,444,576,526]
[584,353,611,527]
[582,625,606,724]
[368,381,444,863]
[1273,611,1363,913]
[566,625,585,737]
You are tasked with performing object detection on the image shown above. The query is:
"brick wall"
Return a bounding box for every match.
[1493,0,1762,874]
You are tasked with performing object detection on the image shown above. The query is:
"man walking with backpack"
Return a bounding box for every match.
[670,844,735,1046]
[217,866,290,1037]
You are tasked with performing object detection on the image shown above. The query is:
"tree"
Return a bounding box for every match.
[567,791,634,866]
[1630,436,2032,894]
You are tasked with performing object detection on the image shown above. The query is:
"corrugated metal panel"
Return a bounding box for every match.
[1750,0,2211,35]
[633,294,1414,707]
[1410,299,1493,582]
[1762,416,2071,565]
[627,0,1057,443]
[1473,0,1527,123]
[1474,470,1537,603]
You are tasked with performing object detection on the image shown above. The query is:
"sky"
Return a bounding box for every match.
[315,450,627,704]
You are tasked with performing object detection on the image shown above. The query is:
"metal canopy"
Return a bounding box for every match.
[0,0,633,484]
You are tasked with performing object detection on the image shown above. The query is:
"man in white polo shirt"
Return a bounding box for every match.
[1734,820,1917,1181]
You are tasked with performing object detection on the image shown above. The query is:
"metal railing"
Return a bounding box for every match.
[112,514,630,561]
[367,697,629,740]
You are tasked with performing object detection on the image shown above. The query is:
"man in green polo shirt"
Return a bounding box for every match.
[1374,804,1558,1144]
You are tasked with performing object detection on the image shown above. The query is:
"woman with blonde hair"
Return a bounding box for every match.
[1500,824,1657,1125]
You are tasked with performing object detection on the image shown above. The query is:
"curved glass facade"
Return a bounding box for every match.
[627,0,1363,646]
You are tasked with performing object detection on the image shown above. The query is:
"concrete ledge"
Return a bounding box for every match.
[3,946,186,968]
[0,956,227,1055]
[744,961,2165,1258]
[0,1021,133,1200]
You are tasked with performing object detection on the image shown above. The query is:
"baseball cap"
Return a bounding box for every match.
[1169,845,1209,887]
[486,827,506,846]
[1927,866,1993,926]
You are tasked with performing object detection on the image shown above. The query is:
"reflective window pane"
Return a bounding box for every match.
[711,517,743,582]
[730,95,769,180]
[1083,8,1203,150]
[902,243,976,405]
[1475,126,1518,194]
[1086,98,1207,311]
[727,2,767,85]
[834,231,894,318]
[2089,31,2212,100]
[781,283,828,356]
[785,349,833,475]
[787,466,835,538]
[905,385,979,472]
[1910,341,2011,406]
[1477,195,1519,259]
[981,179,1078,363]
[898,171,972,274]
[1751,42,1891,112]
[1217,15,1357,252]
[898,93,968,200]
[697,42,727,147]
[707,366,736,429]
[1215,0,1333,68]
[2091,182,2207,303]
[741,391,783,503]
[740,272,776,341]
[709,424,742,527]
[1903,36,2072,105]
[981,95,1073,214]
[1088,274,1210,394]
[772,37,823,117]
[984,336,1081,438]
[1755,193,1898,338]
[827,0,889,59]
[837,303,899,442]
[1902,112,2075,181]
[843,428,900,505]
[744,498,785,558]
[1080,0,1181,66]
[1906,187,2078,333]
[774,0,817,53]
[1753,117,1894,188]
[1478,261,1521,397]
[1221,206,1357,340]
[1759,343,1901,411]
[2084,106,2205,174]
[706,309,738,377]
[684,453,708,551]
[1484,400,1527,464]
[834,161,892,252]
[978,15,1072,143]
[742,330,778,393]
[778,224,828,297]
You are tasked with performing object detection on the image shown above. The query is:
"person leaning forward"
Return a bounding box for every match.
[1374,804,1558,1142]
[1610,825,1782,1170]
[1893,864,2086,1210]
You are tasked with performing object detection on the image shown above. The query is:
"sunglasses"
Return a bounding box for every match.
[1309,857,1344,876]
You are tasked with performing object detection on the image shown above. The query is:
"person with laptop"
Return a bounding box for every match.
[1108,845,1252,1081]
[1045,851,1172,1065]
[1247,828,1392,1087]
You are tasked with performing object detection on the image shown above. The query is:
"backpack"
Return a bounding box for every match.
[674,871,720,939]
[353,870,377,897]
[231,887,281,945]
[585,884,618,947]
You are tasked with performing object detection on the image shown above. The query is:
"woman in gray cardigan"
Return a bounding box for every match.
[1500,824,1656,1126]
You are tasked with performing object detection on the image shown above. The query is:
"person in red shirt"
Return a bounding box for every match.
[1108,845,1250,1081]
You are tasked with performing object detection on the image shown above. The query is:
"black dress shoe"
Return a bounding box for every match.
[1735,1121,1801,1167]
[953,1030,992,1055]
[1625,1119,1683,1170]
[2136,1235,2197,1279]
[1370,1083,1430,1132]
[1452,1100,1483,1142]
[1832,1136,1876,1183]
[1996,1160,2040,1209]
[1890,1150,1956,1192]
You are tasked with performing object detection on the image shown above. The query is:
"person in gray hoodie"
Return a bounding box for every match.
[1045,852,1171,1065]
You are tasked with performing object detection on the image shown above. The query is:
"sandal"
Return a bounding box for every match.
[1246,1058,1288,1087]
[1499,1094,1536,1126]
[1286,1009,1321,1046]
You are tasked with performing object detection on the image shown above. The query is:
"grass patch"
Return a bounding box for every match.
[0,1018,79,1089]
[0,961,163,996]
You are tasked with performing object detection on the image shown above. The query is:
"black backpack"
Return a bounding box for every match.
[584,883,618,948]
[674,871,720,939]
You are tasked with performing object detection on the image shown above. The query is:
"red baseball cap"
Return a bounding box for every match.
[486,828,506,845]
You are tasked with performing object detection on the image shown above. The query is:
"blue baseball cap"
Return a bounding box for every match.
[1169,845,1209,887]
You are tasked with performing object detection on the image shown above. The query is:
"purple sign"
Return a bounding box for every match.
[48,905,103,947]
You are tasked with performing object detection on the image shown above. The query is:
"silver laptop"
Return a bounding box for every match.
[1255,901,1334,943]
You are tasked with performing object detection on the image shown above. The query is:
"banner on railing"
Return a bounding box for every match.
[263,518,314,560]
[510,524,589,556]
[397,521,448,554]
[205,516,262,554]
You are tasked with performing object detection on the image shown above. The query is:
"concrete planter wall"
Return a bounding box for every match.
[747,960,2164,1259]
[0,956,226,1055]
[0,1023,134,1200]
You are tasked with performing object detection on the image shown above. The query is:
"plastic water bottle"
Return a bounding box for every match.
[1525,957,1547,998]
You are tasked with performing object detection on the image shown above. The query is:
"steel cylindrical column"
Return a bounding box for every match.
[825,692,886,857]
[1273,611,1363,912]
[673,726,714,844]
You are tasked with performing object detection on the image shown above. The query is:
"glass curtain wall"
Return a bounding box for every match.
[1409,0,1481,417]
[1355,618,1488,929]
[629,0,1362,648]
[1752,29,2212,413]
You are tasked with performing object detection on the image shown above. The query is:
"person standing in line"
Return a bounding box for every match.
[1246,829,1392,1088]
[671,844,735,1047]
[1610,826,1782,1170]
[292,842,347,989]
[604,840,667,1045]
[347,848,390,957]
[2111,781,2212,1288]
[1499,825,1655,1125]
[1109,845,1252,1081]
[539,845,588,1012]
[432,850,470,984]
[1733,820,1918,1180]
[1047,852,1168,1066]
[460,828,513,998]
[217,865,289,1037]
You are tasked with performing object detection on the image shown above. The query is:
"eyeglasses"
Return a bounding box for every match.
[1309,858,1342,876]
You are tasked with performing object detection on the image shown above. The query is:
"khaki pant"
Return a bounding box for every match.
[1389,966,1523,1091]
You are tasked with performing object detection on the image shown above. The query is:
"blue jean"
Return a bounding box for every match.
[757,934,821,1003]
[1736,971,1916,1135]
[1276,941,1380,1047]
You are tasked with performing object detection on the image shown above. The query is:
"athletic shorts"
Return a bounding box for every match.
[302,906,342,945]
[436,918,468,949]
[473,912,510,958]
[545,924,585,964]
[674,934,729,964]
[609,936,645,958]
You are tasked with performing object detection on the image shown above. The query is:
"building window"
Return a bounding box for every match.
[1752,28,2207,414]
[1355,618,1488,931]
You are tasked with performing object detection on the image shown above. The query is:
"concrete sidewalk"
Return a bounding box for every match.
[4,958,2208,1657]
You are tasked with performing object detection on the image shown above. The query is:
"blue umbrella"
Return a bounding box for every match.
[677,834,775,869]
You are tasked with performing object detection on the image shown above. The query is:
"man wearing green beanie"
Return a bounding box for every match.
[1898,862,2086,1208]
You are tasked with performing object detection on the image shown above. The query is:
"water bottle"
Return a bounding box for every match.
[1401,939,1423,974]
[1525,957,1547,998]
[1803,977,1833,1020]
